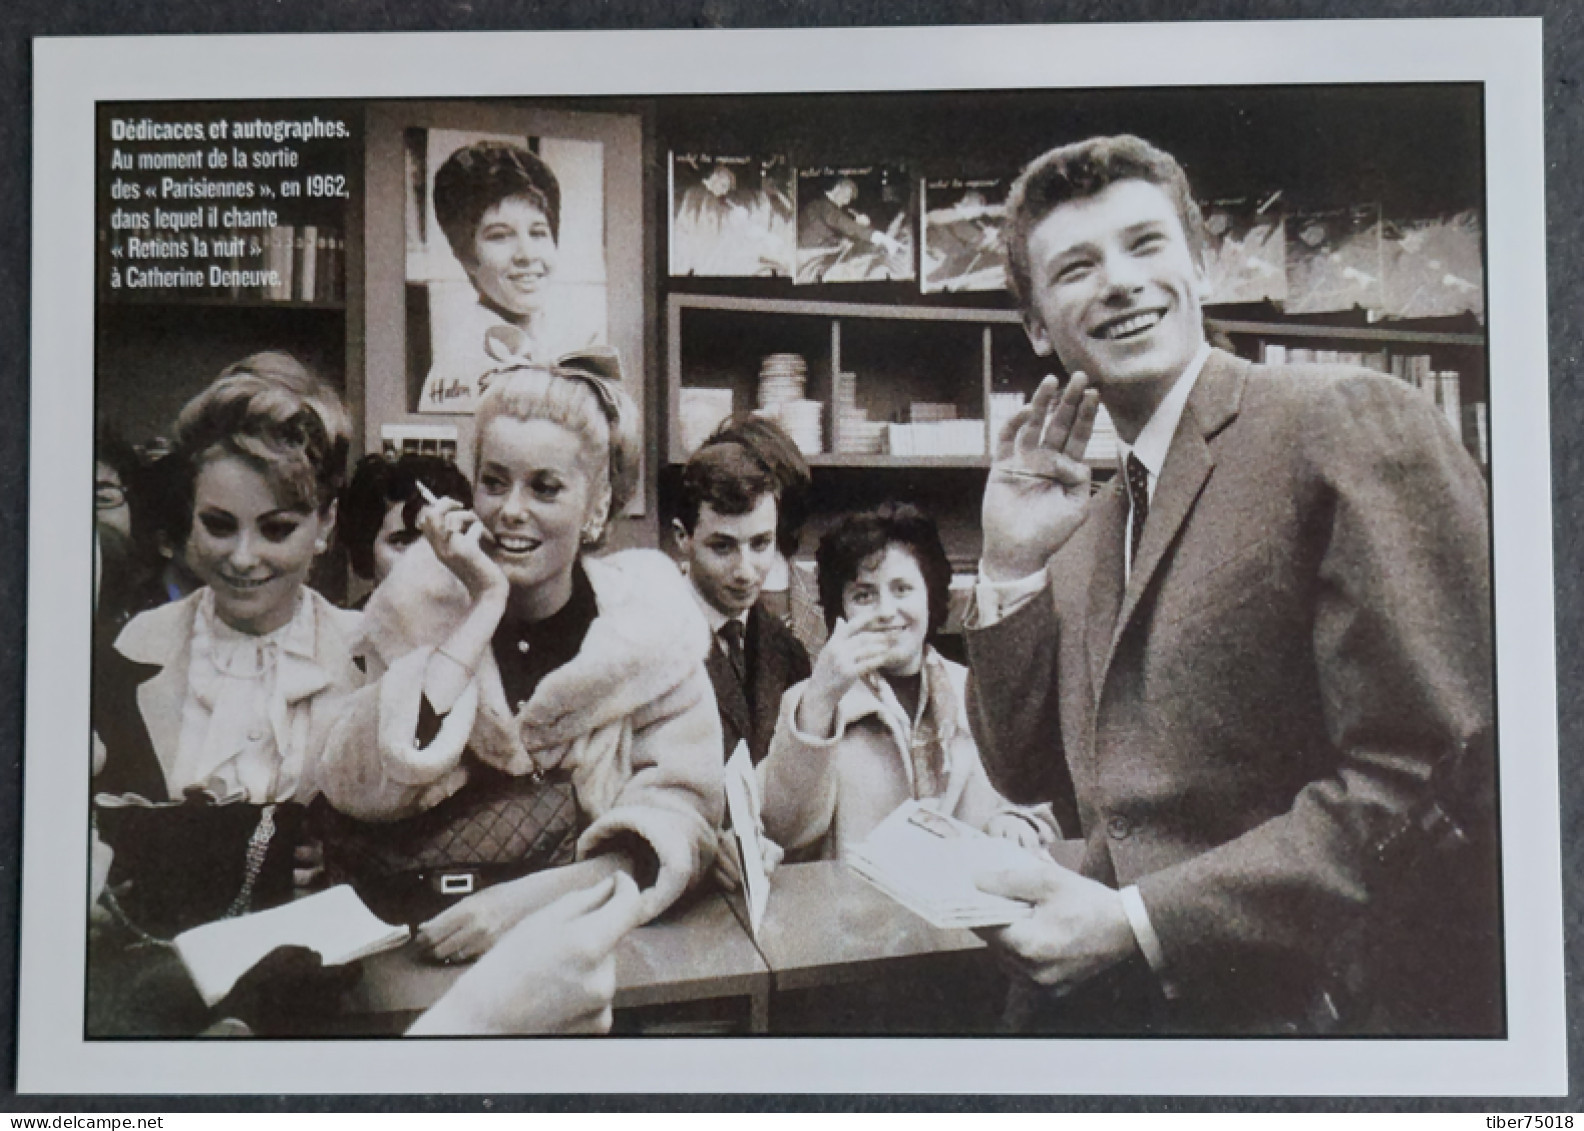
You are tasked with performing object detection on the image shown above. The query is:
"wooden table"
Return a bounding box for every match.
[742,859,985,993]
[351,891,771,1032]
[352,845,1086,1034]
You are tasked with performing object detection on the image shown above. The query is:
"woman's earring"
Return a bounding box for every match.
[580,520,603,546]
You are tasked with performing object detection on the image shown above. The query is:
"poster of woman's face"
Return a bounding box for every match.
[406,128,609,414]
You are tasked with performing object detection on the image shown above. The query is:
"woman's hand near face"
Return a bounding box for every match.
[417,497,510,713]
[409,873,646,1036]
[419,498,508,605]
[795,614,892,739]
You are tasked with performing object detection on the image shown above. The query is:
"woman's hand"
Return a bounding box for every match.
[292,839,325,890]
[409,873,646,1036]
[414,858,623,964]
[419,497,508,605]
[711,823,784,893]
[981,373,1099,582]
[415,872,557,964]
[985,811,1048,855]
[794,614,891,739]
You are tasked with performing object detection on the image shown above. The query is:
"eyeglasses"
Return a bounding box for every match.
[94,482,127,510]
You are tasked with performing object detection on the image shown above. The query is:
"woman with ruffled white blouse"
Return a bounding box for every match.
[92,352,358,938]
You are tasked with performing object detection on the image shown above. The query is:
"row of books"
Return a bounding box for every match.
[252,224,346,303]
[1260,343,1487,468]
[884,419,985,457]
[989,390,1120,464]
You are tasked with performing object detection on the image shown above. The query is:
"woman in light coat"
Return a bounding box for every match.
[759,503,1055,861]
[317,357,722,966]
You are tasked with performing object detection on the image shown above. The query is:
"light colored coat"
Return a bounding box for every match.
[759,648,1050,860]
[317,542,724,923]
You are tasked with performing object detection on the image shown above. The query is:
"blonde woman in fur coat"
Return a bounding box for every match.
[317,358,723,975]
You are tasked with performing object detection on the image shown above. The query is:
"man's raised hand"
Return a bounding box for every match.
[981,372,1100,582]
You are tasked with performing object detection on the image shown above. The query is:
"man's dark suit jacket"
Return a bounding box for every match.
[966,349,1499,1035]
[706,602,812,765]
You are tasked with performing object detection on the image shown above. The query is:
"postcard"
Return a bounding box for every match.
[25,19,1560,1096]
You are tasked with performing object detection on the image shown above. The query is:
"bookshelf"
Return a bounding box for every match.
[1211,316,1489,471]
[664,292,1490,568]
[669,292,1037,469]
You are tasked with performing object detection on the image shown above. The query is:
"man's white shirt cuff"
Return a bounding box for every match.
[971,565,1048,628]
[1119,884,1179,1000]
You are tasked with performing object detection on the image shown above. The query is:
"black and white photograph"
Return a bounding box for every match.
[407,126,610,415]
[920,177,1009,294]
[795,164,915,284]
[669,152,796,278]
[1283,202,1386,315]
[1200,195,1288,306]
[22,20,1562,1097]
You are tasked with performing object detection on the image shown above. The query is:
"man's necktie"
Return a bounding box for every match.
[1124,452,1150,569]
[719,619,747,687]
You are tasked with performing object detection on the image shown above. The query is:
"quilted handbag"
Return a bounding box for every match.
[312,759,583,927]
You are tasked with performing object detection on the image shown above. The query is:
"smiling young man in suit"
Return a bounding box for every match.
[964,135,1499,1035]
[674,435,812,767]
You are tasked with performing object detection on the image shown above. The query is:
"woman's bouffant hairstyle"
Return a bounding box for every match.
[339,453,473,580]
[1002,134,1208,314]
[472,365,639,550]
[432,141,562,265]
[815,502,954,640]
[170,351,350,541]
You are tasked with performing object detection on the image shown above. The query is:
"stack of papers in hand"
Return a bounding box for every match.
[847,801,1039,930]
[174,885,409,1006]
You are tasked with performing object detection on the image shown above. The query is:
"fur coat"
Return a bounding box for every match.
[316,541,724,923]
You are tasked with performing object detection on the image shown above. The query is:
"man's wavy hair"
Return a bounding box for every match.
[1003,134,1208,314]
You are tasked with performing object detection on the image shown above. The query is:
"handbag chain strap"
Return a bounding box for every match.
[225,803,278,919]
[99,886,176,951]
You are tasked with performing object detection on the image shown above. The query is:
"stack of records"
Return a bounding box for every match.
[989,391,1027,448]
[832,371,886,455]
[757,353,823,454]
[1086,403,1120,465]
[762,398,824,455]
[909,401,959,424]
[756,353,808,409]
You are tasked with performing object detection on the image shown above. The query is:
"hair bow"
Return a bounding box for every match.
[478,326,624,424]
